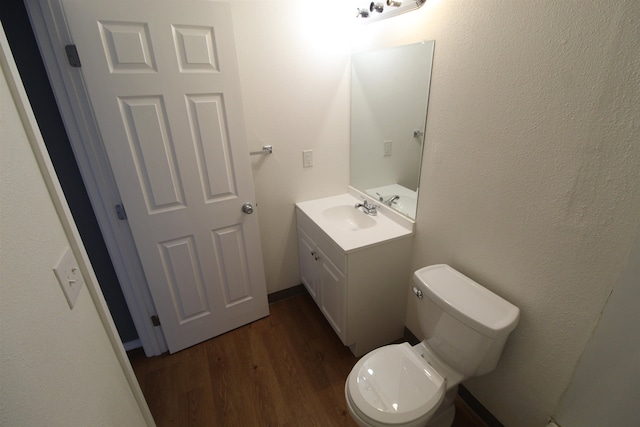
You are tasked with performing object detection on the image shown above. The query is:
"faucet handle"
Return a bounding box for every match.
[355,197,379,215]
[363,197,379,208]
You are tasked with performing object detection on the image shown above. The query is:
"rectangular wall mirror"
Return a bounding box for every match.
[350,41,435,220]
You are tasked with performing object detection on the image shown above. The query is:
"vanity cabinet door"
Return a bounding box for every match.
[317,248,347,343]
[297,227,319,302]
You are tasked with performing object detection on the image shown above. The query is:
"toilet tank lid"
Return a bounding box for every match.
[413,265,520,338]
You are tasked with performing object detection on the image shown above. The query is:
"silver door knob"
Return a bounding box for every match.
[241,203,254,214]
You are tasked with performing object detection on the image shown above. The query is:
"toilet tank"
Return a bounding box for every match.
[413,265,520,377]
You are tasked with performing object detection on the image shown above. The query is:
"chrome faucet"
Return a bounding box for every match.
[375,192,400,206]
[385,195,400,206]
[354,198,379,216]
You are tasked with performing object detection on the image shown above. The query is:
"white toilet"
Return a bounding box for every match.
[345,264,520,427]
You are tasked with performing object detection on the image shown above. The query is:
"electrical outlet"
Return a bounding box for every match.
[384,140,392,156]
[53,247,85,309]
[303,150,313,168]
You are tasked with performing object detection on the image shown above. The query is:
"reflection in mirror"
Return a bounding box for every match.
[350,41,435,219]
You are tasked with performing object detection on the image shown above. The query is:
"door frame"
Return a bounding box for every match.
[26,0,167,356]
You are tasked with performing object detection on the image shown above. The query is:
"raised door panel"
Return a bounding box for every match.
[185,94,237,201]
[118,95,185,212]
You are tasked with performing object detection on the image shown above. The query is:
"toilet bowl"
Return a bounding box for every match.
[345,343,445,427]
[345,264,520,427]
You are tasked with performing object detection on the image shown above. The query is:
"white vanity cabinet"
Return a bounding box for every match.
[296,201,414,357]
[297,214,347,342]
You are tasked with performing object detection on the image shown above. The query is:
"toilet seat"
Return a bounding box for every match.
[347,343,446,425]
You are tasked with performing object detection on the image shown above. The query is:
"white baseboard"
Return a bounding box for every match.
[123,339,142,352]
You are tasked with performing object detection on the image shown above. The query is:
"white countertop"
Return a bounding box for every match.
[295,188,414,253]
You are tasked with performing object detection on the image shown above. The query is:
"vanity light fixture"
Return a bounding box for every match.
[356,8,370,18]
[356,0,426,22]
[370,2,385,13]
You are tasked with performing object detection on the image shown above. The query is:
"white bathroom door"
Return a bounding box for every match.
[61,0,269,353]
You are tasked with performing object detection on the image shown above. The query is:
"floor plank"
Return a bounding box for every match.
[129,294,486,426]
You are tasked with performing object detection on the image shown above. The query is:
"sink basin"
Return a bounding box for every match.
[322,205,377,231]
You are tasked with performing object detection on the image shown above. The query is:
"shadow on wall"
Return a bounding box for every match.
[553,237,640,426]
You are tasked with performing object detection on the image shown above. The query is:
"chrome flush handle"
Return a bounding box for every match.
[412,286,423,299]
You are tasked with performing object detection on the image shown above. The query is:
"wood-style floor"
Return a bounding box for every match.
[129,294,486,427]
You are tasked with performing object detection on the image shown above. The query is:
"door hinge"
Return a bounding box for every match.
[150,315,161,327]
[115,203,127,220]
[64,44,81,68]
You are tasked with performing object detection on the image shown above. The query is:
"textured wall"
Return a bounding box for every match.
[356,1,640,426]
[0,45,147,426]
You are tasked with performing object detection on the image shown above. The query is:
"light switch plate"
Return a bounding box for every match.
[53,247,84,309]
[384,140,392,156]
[303,150,313,168]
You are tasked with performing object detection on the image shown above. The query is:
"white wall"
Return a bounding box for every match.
[231,0,352,293]
[230,0,640,425]
[553,237,640,427]
[0,33,149,426]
